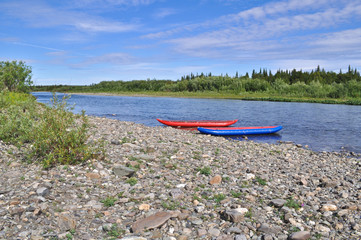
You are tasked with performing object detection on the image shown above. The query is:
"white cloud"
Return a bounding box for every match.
[0,1,140,33]
[76,52,136,67]
[157,0,361,64]
[153,8,177,19]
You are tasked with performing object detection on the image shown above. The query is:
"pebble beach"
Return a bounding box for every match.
[1,116,360,240]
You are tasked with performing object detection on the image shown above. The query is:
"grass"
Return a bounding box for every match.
[106,224,125,238]
[285,197,301,210]
[0,91,105,168]
[198,166,212,176]
[161,199,180,210]
[100,196,117,207]
[125,177,138,186]
[255,176,267,186]
[213,193,226,203]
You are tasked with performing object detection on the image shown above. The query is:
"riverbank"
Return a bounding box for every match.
[1,117,360,240]
[34,90,361,105]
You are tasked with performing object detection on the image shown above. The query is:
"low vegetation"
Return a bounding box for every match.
[0,61,104,168]
[0,91,105,168]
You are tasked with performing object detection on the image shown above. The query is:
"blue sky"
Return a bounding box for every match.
[1,0,361,85]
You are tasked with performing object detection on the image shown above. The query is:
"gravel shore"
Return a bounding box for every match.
[1,116,360,240]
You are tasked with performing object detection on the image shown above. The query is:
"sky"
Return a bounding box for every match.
[1,0,361,85]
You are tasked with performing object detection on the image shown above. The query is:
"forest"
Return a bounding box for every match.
[33,66,361,104]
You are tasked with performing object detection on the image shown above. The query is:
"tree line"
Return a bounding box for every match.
[2,60,359,100]
[36,65,361,99]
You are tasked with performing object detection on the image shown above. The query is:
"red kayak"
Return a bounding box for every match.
[157,119,238,127]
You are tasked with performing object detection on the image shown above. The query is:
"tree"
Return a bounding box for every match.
[0,60,33,92]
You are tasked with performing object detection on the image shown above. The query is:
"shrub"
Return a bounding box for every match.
[0,60,33,93]
[0,92,105,168]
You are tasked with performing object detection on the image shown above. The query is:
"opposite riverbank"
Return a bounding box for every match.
[1,116,360,240]
[34,90,361,105]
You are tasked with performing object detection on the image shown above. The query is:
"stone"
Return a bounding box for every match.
[245,173,255,180]
[321,204,337,211]
[85,172,101,179]
[119,237,147,240]
[197,228,207,236]
[257,223,282,234]
[36,187,50,196]
[113,165,135,177]
[234,235,247,240]
[289,231,311,240]
[58,213,76,231]
[223,210,244,223]
[208,228,220,237]
[131,211,171,233]
[226,227,242,234]
[139,204,150,211]
[169,188,184,199]
[271,199,287,208]
[209,175,222,185]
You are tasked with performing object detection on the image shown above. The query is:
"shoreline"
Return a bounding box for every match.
[1,116,360,239]
[32,90,361,105]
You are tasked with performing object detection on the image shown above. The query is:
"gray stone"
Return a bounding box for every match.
[36,187,49,196]
[58,213,76,231]
[271,199,287,208]
[169,188,184,199]
[223,209,244,223]
[119,237,147,240]
[131,211,171,233]
[226,227,242,234]
[234,234,248,240]
[113,165,135,177]
[208,228,220,237]
[289,231,311,240]
[257,223,282,234]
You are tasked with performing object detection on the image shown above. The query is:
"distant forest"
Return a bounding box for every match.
[34,66,361,102]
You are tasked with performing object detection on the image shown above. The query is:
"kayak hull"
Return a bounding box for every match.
[157,119,238,127]
[198,126,283,136]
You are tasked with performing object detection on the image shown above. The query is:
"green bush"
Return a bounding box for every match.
[0,92,105,168]
[0,61,33,93]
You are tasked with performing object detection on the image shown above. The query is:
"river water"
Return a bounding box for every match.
[32,92,361,154]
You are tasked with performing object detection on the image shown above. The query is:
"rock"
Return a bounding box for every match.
[119,237,147,240]
[245,173,255,180]
[289,231,311,240]
[321,204,337,211]
[169,188,184,199]
[139,204,150,211]
[131,211,171,233]
[197,228,207,237]
[1,116,360,240]
[271,199,287,208]
[36,187,49,196]
[58,213,76,231]
[208,228,220,237]
[113,165,135,177]
[85,172,101,179]
[234,234,247,240]
[10,207,24,216]
[257,223,282,235]
[223,210,244,223]
[209,175,222,185]
[226,227,242,234]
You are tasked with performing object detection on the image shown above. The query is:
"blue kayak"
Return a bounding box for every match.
[198,125,283,136]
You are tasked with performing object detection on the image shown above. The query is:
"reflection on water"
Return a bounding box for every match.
[228,133,282,143]
[32,92,361,154]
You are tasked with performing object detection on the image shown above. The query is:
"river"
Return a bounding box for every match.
[32,92,361,154]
